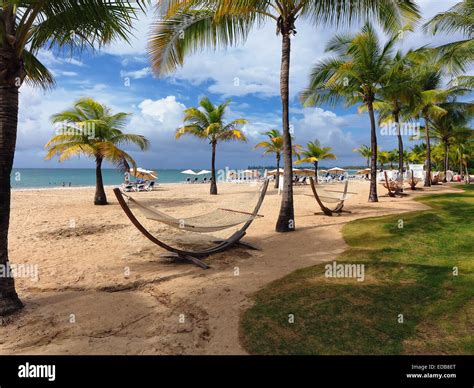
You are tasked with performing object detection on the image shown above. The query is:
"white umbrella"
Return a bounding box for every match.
[196,170,211,175]
[181,169,197,175]
[268,168,301,176]
[130,168,157,180]
[328,167,346,174]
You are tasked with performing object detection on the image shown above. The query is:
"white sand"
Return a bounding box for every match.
[0,180,462,354]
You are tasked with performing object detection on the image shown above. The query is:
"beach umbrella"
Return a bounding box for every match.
[356,168,371,175]
[328,167,346,174]
[268,168,301,176]
[181,169,197,175]
[196,170,211,175]
[130,168,158,180]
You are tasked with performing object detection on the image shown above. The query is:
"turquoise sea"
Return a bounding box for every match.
[10,168,209,189]
[10,168,359,189]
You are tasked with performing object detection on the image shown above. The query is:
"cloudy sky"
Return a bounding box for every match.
[15,0,472,170]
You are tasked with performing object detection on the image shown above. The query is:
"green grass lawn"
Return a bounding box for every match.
[240,185,474,355]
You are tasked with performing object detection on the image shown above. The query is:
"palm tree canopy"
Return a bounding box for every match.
[295,140,336,165]
[45,98,149,172]
[423,0,474,73]
[353,145,372,158]
[0,1,145,89]
[176,97,248,143]
[300,23,400,108]
[149,0,420,75]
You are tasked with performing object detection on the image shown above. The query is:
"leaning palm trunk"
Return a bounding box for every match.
[275,154,280,189]
[275,32,295,232]
[424,115,432,187]
[94,156,107,205]
[368,101,378,202]
[0,85,24,316]
[210,140,217,195]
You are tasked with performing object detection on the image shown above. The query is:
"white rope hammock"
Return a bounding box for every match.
[125,183,265,234]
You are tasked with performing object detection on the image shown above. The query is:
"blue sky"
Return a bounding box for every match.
[15,0,472,170]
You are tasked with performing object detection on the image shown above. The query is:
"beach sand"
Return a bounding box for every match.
[0,180,462,355]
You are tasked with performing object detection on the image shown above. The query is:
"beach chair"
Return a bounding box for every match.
[113,179,269,269]
[309,178,354,217]
[383,172,407,197]
[121,183,136,193]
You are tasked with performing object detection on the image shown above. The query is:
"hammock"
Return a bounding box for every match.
[309,178,354,216]
[127,196,262,233]
[113,179,269,269]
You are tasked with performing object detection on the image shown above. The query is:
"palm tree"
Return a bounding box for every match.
[378,151,390,170]
[387,150,398,170]
[426,104,473,182]
[301,23,400,202]
[423,0,474,73]
[377,51,419,175]
[408,52,471,186]
[452,130,473,181]
[148,0,420,232]
[176,97,247,195]
[45,98,149,204]
[254,129,301,189]
[0,1,141,317]
[353,145,372,167]
[295,140,336,182]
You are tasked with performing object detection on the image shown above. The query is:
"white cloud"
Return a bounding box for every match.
[138,96,186,126]
[120,66,152,79]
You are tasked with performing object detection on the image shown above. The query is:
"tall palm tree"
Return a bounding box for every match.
[353,145,372,167]
[176,97,247,195]
[45,98,149,204]
[301,23,400,202]
[295,140,336,182]
[148,0,420,232]
[0,1,141,317]
[452,129,473,181]
[426,104,473,182]
[254,129,301,189]
[377,51,419,175]
[408,52,471,186]
[423,0,474,73]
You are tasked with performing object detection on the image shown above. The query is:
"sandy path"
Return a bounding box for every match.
[0,181,462,354]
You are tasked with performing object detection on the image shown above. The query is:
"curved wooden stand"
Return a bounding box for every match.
[309,178,350,217]
[384,171,407,197]
[113,179,269,269]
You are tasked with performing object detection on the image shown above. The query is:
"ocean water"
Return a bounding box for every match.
[10,168,359,189]
[10,169,210,189]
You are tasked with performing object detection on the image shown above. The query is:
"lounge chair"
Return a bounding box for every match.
[383,172,406,197]
[113,179,269,269]
[309,178,354,217]
[121,183,136,193]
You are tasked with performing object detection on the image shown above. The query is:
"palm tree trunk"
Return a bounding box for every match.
[275,31,295,232]
[94,156,107,205]
[394,112,404,176]
[443,143,449,183]
[424,115,432,187]
[367,100,378,202]
[0,84,24,316]
[275,153,280,189]
[210,140,217,195]
[314,161,319,183]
